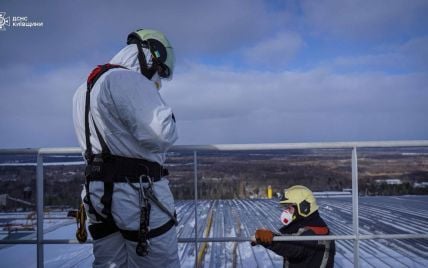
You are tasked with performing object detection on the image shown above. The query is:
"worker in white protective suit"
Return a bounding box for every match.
[72,29,180,267]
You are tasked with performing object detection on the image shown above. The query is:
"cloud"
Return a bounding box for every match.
[300,0,428,40]
[0,63,89,148]
[1,60,427,148]
[241,32,303,69]
[162,64,428,144]
[330,36,428,72]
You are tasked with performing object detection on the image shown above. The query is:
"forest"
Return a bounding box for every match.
[1,148,428,209]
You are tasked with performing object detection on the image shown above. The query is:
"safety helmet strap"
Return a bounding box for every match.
[127,34,157,80]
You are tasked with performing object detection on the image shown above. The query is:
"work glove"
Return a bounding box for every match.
[254,228,274,245]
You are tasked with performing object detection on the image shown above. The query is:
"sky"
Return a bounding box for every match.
[0,0,427,148]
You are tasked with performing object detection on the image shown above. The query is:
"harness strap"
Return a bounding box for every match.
[88,221,118,240]
[100,178,114,220]
[84,89,93,162]
[84,182,107,223]
[84,64,127,222]
[85,154,169,183]
[92,116,111,159]
[145,184,178,225]
[84,63,126,162]
[88,213,177,241]
[121,216,177,242]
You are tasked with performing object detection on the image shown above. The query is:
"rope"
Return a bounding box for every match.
[76,203,88,243]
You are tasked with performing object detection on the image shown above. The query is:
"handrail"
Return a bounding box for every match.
[3,233,428,244]
[1,139,428,268]
[1,140,428,155]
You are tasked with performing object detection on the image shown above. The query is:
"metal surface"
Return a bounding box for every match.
[36,153,44,268]
[193,151,198,267]
[351,147,359,268]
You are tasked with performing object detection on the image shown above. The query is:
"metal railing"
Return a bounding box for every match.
[1,140,428,268]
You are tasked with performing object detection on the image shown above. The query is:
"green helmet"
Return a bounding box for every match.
[279,185,319,217]
[127,29,175,80]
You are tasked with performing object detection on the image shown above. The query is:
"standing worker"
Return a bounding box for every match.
[253,185,335,267]
[73,29,179,267]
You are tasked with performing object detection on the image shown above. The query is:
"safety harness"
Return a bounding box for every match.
[78,63,177,256]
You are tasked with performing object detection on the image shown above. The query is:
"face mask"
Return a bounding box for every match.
[280,206,295,226]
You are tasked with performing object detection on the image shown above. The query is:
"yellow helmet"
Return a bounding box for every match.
[279,185,318,217]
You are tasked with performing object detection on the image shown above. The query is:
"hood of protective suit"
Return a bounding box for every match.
[110,44,162,89]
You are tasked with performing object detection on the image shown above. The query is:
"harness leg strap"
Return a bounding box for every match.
[120,213,177,242]
[101,181,114,218]
[88,214,177,242]
[88,222,119,240]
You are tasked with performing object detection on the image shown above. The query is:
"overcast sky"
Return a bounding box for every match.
[1,0,427,148]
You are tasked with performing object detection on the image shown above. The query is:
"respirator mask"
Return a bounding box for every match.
[280,205,296,226]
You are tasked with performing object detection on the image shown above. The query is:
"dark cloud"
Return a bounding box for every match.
[0,0,286,67]
[300,0,428,40]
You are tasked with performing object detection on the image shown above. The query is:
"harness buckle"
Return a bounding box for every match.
[84,151,94,163]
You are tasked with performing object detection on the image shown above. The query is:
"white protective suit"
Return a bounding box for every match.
[72,44,179,267]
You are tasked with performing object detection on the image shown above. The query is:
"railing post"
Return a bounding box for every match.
[351,147,360,268]
[193,151,198,268]
[36,152,44,268]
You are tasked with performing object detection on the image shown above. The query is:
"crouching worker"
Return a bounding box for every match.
[253,185,335,268]
[73,29,180,267]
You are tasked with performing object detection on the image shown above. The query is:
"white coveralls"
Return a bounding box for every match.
[72,44,179,267]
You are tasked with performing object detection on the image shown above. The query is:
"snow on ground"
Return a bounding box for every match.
[0,219,93,268]
[1,196,428,267]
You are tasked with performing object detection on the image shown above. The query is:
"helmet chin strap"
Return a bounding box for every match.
[151,73,162,90]
[134,43,158,80]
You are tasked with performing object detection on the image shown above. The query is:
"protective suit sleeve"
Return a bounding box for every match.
[265,239,315,259]
[103,70,178,152]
